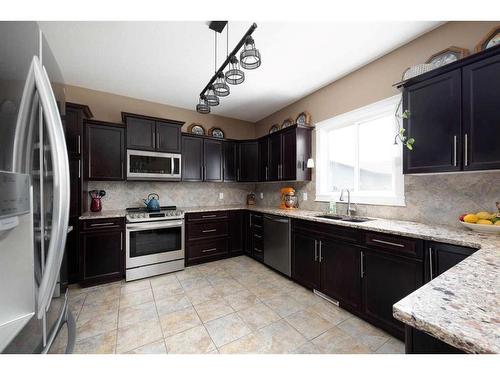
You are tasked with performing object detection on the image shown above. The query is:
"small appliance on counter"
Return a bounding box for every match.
[280,187,298,209]
[89,190,106,212]
[143,193,161,212]
[246,192,256,206]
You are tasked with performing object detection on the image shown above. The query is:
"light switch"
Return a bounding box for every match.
[260,192,264,199]
[219,192,224,200]
[303,192,308,201]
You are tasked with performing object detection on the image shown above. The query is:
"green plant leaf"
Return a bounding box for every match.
[399,128,406,135]
[407,138,415,144]
[402,110,410,119]
[406,143,413,150]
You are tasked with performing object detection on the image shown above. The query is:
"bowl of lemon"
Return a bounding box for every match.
[460,211,500,234]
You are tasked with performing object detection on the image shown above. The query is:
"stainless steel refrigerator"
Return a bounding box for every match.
[0,21,75,354]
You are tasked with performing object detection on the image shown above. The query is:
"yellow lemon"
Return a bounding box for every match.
[476,211,493,220]
[495,221,500,226]
[463,214,478,223]
[477,219,493,225]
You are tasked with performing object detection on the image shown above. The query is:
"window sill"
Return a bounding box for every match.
[315,194,406,207]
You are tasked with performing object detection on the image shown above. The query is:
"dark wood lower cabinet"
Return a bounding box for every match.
[291,231,320,290]
[361,249,423,339]
[66,217,80,284]
[79,218,125,287]
[229,210,244,255]
[405,326,464,354]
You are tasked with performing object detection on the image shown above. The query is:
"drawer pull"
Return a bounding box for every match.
[201,247,218,253]
[253,234,262,239]
[202,214,217,218]
[89,222,116,227]
[371,238,405,248]
[202,229,217,233]
[253,224,263,229]
[254,247,263,253]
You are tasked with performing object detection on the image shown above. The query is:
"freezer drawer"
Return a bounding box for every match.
[263,214,291,276]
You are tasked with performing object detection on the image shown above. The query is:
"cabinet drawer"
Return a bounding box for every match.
[187,221,228,240]
[292,219,362,244]
[187,238,228,261]
[249,212,263,229]
[81,218,124,232]
[186,211,229,222]
[365,232,423,259]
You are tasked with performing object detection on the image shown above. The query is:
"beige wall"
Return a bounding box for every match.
[255,21,499,135]
[64,85,256,140]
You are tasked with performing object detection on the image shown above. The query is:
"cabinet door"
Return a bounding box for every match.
[403,70,462,174]
[229,210,243,254]
[64,107,81,157]
[463,53,500,171]
[126,117,156,151]
[426,242,476,282]
[66,217,80,284]
[268,133,282,181]
[80,230,124,285]
[320,239,361,312]
[181,136,203,181]
[204,139,223,182]
[362,250,423,338]
[238,141,259,182]
[243,212,252,256]
[281,128,297,180]
[223,141,237,181]
[291,231,320,290]
[259,138,269,181]
[68,157,81,217]
[156,121,181,153]
[86,123,125,180]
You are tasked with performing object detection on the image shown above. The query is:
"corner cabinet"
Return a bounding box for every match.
[181,134,224,182]
[122,112,183,153]
[238,141,259,182]
[84,120,125,181]
[402,44,500,174]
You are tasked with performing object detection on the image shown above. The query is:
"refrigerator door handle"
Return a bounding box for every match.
[31,56,70,319]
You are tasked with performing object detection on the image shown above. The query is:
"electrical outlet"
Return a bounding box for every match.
[303,192,308,201]
[219,192,224,200]
[260,192,264,199]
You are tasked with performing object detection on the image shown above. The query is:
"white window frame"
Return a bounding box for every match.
[315,94,405,207]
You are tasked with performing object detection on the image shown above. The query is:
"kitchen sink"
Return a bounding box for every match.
[316,214,372,223]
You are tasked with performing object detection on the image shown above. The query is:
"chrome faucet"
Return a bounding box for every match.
[339,188,356,217]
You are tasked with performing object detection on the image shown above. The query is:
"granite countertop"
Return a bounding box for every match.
[80,204,500,353]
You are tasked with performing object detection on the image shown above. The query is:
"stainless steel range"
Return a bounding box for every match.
[125,206,184,281]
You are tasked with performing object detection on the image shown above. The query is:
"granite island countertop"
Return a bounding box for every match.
[80,204,500,353]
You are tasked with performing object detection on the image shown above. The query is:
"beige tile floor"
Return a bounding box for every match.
[50,256,404,354]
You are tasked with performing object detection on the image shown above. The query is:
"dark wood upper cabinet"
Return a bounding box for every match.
[203,139,223,182]
[84,120,125,181]
[125,116,156,151]
[320,239,361,312]
[403,69,462,174]
[181,135,203,181]
[64,102,92,158]
[238,141,259,182]
[258,138,269,181]
[123,113,184,153]
[268,133,281,181]
[223,141,237,182]
[462,53,500,171]
[156,121,182,153]
[281,128,297,180]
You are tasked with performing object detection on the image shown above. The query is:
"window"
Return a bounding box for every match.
[316,95,405,206]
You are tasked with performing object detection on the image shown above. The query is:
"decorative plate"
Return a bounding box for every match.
[295,111,311,126]
[460,221,500,234]
[187,123,205,135]
[209,127,225,139]
[269,124,280,133]
[475,26,500,52]
[426,47,469,68]
[282,118,294,129]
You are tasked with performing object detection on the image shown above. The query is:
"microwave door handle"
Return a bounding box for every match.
[33,57,70,319]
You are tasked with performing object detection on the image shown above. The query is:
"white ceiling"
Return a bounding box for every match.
[39,21,440,123]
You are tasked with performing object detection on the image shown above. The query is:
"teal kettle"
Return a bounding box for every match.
[143,193,160,212]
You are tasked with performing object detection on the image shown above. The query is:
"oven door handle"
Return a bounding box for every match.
[126,221,183,231]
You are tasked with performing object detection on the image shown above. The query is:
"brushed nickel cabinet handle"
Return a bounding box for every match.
[464,133,468,167]
[120,232,123,251]
[453,135,457,166]
[360,251,364,278]
[319,240,323,263]
[254,234,262,239]
[202,214,217,218]
[77,135,81,154]
[429,247,434,280]
[372,238,405,248]
[314,240,318,261]
[202,229,217,233]
[254,247,263,253]
[201,248,218,253]
[89,222,116,227]
[78,160,81,179]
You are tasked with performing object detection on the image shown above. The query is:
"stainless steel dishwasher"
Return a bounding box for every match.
[263,214,291,277]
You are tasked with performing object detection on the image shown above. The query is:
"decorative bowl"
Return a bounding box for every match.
[460,221,500,234]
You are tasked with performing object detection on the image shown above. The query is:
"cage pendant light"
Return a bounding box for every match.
[225,55,245,85]
[205,85,219,106]
[240,35,261,70]
[213,72,230,96]
[196,95,210,114]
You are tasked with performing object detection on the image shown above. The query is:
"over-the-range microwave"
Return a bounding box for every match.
[127,149,181,181]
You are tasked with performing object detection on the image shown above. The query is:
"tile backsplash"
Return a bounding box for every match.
[255,171,500,228]
[87,181,255,210]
